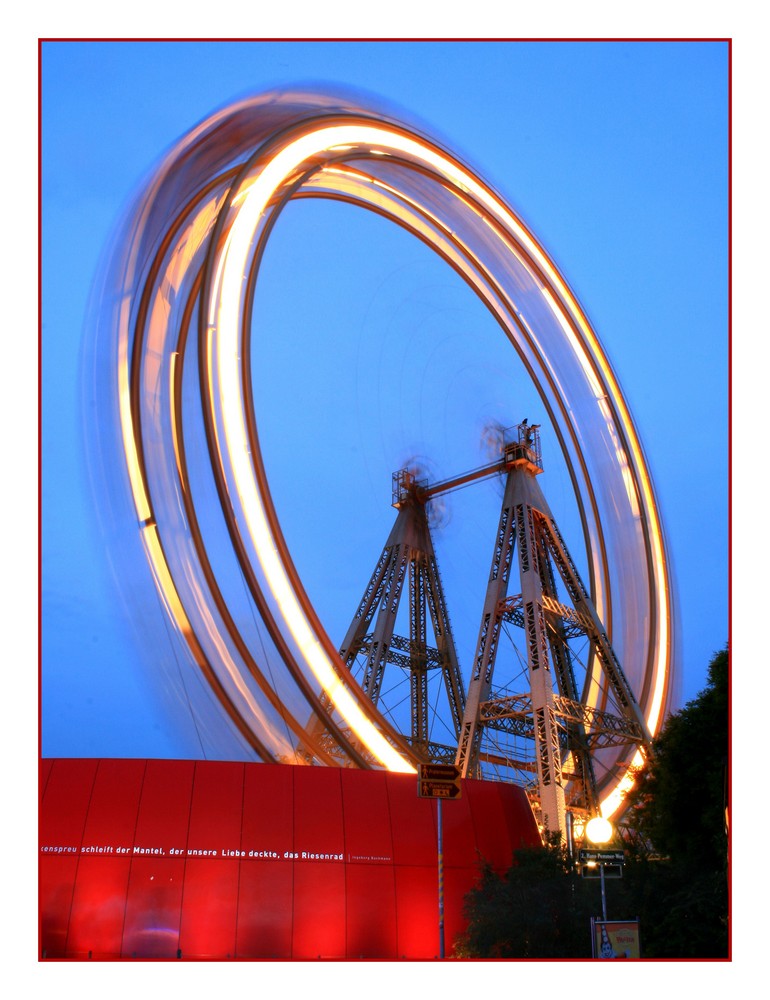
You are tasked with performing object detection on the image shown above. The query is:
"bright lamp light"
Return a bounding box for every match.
[585,816,613,844]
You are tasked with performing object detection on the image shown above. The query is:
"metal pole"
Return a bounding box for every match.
[438,797,445,958]
[599,863,607,922]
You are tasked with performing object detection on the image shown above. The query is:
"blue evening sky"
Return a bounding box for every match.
[40,39,728,760]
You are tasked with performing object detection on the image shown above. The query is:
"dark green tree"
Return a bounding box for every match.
[630,646,728,871]
[623,645,729,957]
[456,834,596,958]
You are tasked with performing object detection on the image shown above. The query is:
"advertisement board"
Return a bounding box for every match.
[592,919,642,959]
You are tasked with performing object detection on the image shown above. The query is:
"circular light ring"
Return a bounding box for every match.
[89,90,677,814]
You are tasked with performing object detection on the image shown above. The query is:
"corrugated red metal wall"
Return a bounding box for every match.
[40,758,539,960]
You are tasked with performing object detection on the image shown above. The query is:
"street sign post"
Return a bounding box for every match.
[418,763,462,797]
[579,848,625,921]
[417,764,462,958]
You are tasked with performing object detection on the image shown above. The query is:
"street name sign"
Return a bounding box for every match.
[418,763,462,799]
[579,849,625,864]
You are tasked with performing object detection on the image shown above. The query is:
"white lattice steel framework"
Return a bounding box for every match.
[329,423,652,837]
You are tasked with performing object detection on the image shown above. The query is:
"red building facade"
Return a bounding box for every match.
[40,758,540,960]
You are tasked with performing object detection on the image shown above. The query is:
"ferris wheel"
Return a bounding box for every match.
[86,90,677,835]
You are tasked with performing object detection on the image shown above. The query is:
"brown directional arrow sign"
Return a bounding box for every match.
[418,763,462,799]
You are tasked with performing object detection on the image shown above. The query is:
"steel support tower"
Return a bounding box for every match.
[337,474,467,760]
[451,422,651,837]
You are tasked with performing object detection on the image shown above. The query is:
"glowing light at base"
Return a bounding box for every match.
[585,815,614,844]
[87,90,676,812]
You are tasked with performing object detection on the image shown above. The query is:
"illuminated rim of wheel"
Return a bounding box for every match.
[103,92,674,820]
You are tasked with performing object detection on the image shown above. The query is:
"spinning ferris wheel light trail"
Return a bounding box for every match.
[87,89,677,836]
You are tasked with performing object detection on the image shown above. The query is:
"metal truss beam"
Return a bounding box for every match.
[354,634,444,672]
[480,691,646,749]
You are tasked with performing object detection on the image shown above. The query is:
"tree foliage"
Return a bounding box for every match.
[457,647,729,959]
[456,835,596,958]
[624,645,729,956]
[630,646,728,873]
